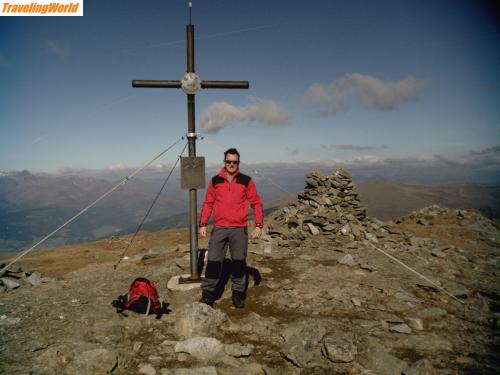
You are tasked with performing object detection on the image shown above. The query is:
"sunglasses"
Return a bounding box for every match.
[224,160,240,165]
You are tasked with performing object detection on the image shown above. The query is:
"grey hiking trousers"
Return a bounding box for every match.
[201,226,248,294]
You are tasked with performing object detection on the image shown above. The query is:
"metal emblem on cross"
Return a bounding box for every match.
[131,2,249,282]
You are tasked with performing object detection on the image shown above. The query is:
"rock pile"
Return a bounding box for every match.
[268,169,383,243]
[397,204,500,242]
[0,264,47,293]
[396,204,467,225]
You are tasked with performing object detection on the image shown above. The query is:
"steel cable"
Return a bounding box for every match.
[114,141,188,269]
[0,136,184,275]
[367,242,465,305]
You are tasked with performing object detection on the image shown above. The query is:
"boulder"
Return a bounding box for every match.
[364,233,378,242]
[175,302,228,339]
[1,277,21,291]
[280,320,326,368]
[26,272,42,286]
[174,337,224,360]
[338,254,359,267]
[358,338,408,375]
[306,223,320,236]
[224,343,252,357]
[139,363,157,375]
[405,317,424,331]
[442,280,471,299]
[389,324,412,334]
[322,332,357,363]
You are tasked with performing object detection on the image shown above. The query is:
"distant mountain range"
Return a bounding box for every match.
[1,165,499,252]
[356,180,500,221]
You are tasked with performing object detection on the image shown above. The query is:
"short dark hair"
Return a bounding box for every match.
[224,148,240,160]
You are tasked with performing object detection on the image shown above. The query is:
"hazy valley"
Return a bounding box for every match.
[1,166,499,253]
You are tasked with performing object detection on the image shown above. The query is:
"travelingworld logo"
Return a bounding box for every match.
[2,0,83,16]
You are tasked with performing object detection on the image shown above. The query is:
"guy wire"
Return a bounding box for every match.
[114,141,189,269]
[367,242,465,305]
[0,137,184,275]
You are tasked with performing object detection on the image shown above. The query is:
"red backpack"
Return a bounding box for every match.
[112,278,165,318]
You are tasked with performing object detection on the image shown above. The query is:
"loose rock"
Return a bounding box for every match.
[224,343,252,357]
[406,358,436,375]
[174,337,225,360]
[358,338,408,375]
[1,277,21,291]
[390,323,412,334]
[280,320,326,368]
[139,363,157,375]
[175,302,228,339]
[338,254,359,267]
[322,332,357,363]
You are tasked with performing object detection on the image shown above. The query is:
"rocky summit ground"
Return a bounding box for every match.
[0,169,499,375]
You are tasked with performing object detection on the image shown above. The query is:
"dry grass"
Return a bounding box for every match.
[0,226,213,278]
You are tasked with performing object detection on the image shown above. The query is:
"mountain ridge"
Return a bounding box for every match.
[1,169,499,252]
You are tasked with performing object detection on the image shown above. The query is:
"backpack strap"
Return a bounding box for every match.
[111,294,128,314]
[155,297,164,319]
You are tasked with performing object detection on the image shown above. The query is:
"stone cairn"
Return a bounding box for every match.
[267,169,381,244]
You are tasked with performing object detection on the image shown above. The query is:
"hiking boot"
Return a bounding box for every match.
[232,291,245,309]
[200,291,214,307]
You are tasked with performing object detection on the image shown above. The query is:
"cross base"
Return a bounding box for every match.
[179,275,202,284]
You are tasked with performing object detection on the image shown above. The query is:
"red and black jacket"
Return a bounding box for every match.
[199,168,263,228]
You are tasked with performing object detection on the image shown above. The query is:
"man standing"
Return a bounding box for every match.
[199,148,263,308]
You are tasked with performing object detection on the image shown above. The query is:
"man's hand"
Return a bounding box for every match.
[252,226,262,239]
[199,226,207,237]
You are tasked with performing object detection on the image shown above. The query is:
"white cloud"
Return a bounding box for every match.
[107,162,127,171]
[201,97,291,133]
[51,145,500,185]
[319,146,500,172]
[43,39,70,59]
[350,155,388,164]
[321,144,388,151]
[252,146,500,184]
[303,73,430,114]
[433,146,500,168]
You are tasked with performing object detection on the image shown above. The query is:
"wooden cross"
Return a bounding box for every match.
[131,8,249,282]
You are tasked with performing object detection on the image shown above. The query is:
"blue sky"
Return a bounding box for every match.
[0,0,499,173]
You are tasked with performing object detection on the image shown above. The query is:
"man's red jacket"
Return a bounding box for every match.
[199,167,263,228]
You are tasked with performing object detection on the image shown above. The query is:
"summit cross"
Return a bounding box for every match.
[131,6,249,282]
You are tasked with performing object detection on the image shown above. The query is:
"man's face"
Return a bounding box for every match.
[223,153,240,175]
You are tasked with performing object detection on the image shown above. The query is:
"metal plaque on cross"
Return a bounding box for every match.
[180,156,205,189]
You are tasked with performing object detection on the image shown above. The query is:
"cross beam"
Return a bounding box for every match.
[132,80,249,89]
[132,22,249,282]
